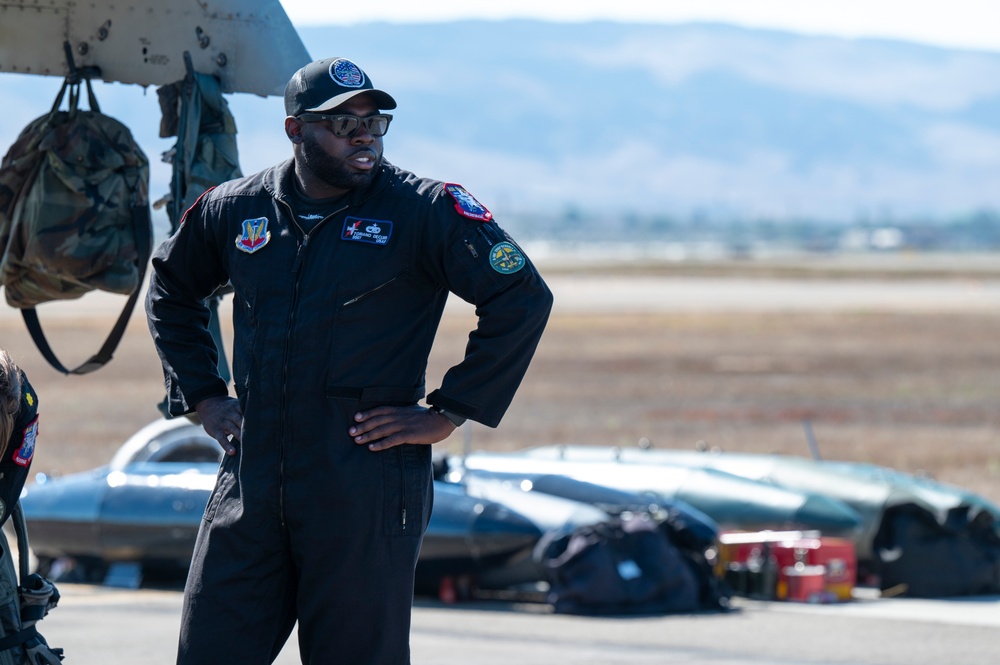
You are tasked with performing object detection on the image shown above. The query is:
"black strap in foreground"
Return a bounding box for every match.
[21,198,153,375]
[0,625,37,652]
[0,504,38,652]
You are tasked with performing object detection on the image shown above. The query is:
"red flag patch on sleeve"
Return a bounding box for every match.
[14,416,38,467]
[444,183,493,221]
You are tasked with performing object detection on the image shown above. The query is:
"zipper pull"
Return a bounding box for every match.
[401,507,407,528]
[292,235,310,273]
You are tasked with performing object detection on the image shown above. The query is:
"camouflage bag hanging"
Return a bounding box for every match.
[156,51,242,235]
[0,74,152,375]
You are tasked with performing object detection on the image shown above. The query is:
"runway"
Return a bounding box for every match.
[39,584,1000,664]
[11,273,1000,324]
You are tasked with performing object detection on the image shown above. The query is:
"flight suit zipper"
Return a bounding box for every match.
[277,199,349,528]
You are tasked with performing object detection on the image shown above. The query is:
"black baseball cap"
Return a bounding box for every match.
[284,57,397,116]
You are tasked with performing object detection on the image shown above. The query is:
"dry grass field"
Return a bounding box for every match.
[2,256,1000,506]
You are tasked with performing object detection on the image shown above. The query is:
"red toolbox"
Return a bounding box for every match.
[717,530,857,602]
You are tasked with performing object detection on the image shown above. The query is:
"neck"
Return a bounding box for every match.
[293,165,351,199]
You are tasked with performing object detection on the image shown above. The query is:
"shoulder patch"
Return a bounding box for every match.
[14,416,38,467]
[489,241,526,274]
[444,183,493,222]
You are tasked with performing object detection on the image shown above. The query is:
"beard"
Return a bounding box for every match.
[298,133,381,191]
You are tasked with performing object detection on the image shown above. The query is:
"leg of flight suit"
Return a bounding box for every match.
[287,444,432,665]
[177,454,297,665]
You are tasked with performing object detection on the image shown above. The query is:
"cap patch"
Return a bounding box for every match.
[330,59,365,88]
[14,416,38,467]
[489,241,525,274]
[236,217,271,254]
[445,184,492,221]
[342,217,393,246]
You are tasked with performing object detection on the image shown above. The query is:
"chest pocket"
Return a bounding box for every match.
[339,269,408,309]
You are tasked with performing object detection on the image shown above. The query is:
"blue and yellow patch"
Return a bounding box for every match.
[236,217,271,254]
[489,241,525,274]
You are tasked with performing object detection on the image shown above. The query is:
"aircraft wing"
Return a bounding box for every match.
[0,0,310,96]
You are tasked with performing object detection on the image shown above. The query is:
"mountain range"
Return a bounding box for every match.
[3,20,1000,236]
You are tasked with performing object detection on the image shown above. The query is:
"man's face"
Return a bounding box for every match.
[293,95,385,195]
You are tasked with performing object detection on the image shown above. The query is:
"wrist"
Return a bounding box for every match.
[430,405,467,427]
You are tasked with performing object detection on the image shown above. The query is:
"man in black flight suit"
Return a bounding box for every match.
[145,56,553,664]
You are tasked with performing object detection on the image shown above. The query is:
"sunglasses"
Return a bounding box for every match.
[297,113,393,138]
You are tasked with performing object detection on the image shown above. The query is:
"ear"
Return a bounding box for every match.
[285,116,304,144]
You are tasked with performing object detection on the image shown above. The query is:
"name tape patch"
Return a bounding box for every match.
[342,217,393,246]
[445,183,492,221]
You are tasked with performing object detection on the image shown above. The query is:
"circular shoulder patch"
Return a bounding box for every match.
[489,242,526,274]
[330,59,365,88]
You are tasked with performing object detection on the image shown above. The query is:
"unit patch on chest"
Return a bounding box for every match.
[236,217,271,254]
[342,217,393,246]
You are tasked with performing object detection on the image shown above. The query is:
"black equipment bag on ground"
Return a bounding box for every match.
[0,61,152,376]
[873,502,1000,597]
[536,513,702,615]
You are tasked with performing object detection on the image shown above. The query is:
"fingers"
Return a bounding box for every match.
[210,420,241,457]
[195,396,243,457]
[214,432,238,457]
[348,411,399,447]
[349,405,455,451]
[360,431,406,452]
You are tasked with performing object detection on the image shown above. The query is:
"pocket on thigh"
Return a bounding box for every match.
[380,443,431,537]
[204,452,240,522]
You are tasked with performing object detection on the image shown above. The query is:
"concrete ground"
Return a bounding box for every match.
[37,584,1000,664]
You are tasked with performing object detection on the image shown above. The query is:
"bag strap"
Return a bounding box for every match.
[60,40,100,116]
[4,504,64,661]
[0,625,37,653]
[0,504,38,651]
[12,503,29,584]
[0,501,38,652]
[21,192,152,375]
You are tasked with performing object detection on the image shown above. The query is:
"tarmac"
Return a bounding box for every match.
[38,584,1000,664]
[13,264,1000,663]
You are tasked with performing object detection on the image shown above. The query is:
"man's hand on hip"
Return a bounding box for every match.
[195,395,243,457]
[350,405,456,452]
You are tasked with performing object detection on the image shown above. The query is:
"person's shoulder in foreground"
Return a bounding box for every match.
[0,348,36,454]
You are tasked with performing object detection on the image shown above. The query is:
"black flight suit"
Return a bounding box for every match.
[145,159,553,664]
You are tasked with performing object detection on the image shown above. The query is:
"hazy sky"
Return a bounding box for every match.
[279,0,1000,54]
